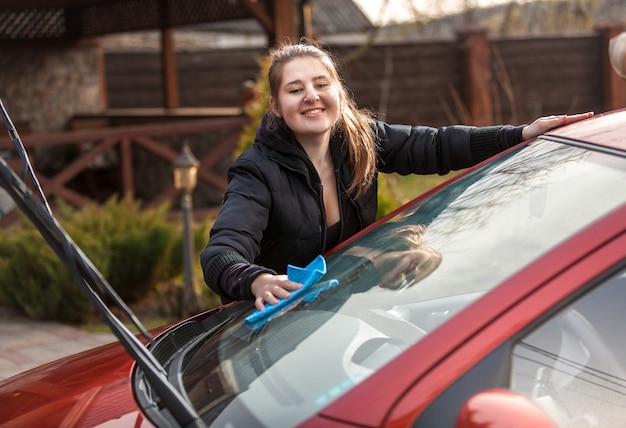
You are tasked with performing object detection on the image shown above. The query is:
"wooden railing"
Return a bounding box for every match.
[0,114,249,227]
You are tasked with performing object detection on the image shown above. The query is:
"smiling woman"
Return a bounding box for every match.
[199,38,591,316]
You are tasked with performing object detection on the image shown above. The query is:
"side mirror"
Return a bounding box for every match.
[455,389,556,428]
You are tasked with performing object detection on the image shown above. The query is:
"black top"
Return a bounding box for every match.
[325,221,342,252]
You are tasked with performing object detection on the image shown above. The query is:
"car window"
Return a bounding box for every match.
[510,266,626,427]
[179,140,626,427]
[414,265,626,428]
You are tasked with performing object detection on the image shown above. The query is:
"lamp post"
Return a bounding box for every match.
[173,141,200,317]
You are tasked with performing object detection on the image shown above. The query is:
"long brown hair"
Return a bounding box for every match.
[265,39,378,198]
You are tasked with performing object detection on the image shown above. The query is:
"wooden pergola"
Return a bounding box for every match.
[0,0,306,109]
[0,0,313,226]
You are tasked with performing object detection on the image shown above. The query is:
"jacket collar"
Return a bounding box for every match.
[256,113,303,156]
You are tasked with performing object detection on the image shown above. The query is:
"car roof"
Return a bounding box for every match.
[545,108,626,152]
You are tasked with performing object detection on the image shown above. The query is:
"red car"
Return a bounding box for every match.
[1,108,626,427]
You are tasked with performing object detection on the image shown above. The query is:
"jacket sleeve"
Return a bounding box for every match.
[375,121,525,175]
[200,155,274,302]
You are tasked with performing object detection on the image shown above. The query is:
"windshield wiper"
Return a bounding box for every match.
[0,99,205,428]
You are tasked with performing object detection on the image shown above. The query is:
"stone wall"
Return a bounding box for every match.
[0,41,104,134]
[0,40,106,218]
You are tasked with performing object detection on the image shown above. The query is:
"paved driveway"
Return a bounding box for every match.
[0,306,116,381]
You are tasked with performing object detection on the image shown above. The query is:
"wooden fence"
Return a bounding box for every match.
[0,114,248,227]
[105,24,626,126]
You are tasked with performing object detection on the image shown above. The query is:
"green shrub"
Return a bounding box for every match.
[104,226,174,302]
[236,56,270,157]
[60,197,180,302]
[0,227,93,323]
[377,174,407,218]
[0,196,213,323]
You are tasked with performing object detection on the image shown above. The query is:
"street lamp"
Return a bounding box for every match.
[173,141,200,317]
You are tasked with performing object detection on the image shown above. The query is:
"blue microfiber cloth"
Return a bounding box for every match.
[244,255,338,330]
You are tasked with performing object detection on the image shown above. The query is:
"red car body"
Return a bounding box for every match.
[1,110,626,427]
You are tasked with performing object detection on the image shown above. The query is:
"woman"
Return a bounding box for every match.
[200,39,592,311]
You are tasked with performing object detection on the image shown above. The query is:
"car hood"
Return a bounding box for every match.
[0,341,151,427]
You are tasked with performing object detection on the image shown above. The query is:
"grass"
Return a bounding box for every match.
[393,171,462,202]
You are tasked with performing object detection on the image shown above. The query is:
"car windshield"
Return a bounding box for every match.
[180,139,626,427]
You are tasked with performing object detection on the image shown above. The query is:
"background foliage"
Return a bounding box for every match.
[0,197,216,324]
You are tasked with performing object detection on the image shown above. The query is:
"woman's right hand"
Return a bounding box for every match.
[251,273,303,311]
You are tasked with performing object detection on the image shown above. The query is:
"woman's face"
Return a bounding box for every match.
[271,56,341,145]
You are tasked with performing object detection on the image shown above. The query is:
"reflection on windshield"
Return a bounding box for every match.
[182,140,626,427]
[335,224,442,293]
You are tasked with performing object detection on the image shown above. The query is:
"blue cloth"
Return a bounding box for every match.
[244,255,338,330]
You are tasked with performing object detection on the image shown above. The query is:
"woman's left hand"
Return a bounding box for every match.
[522,112,594,140]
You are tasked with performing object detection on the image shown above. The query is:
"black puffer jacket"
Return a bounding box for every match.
[200,114,525,302]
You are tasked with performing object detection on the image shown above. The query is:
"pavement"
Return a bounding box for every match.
[0,306,117,381]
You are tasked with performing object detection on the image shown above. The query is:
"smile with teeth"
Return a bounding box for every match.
[303,108,323,116]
